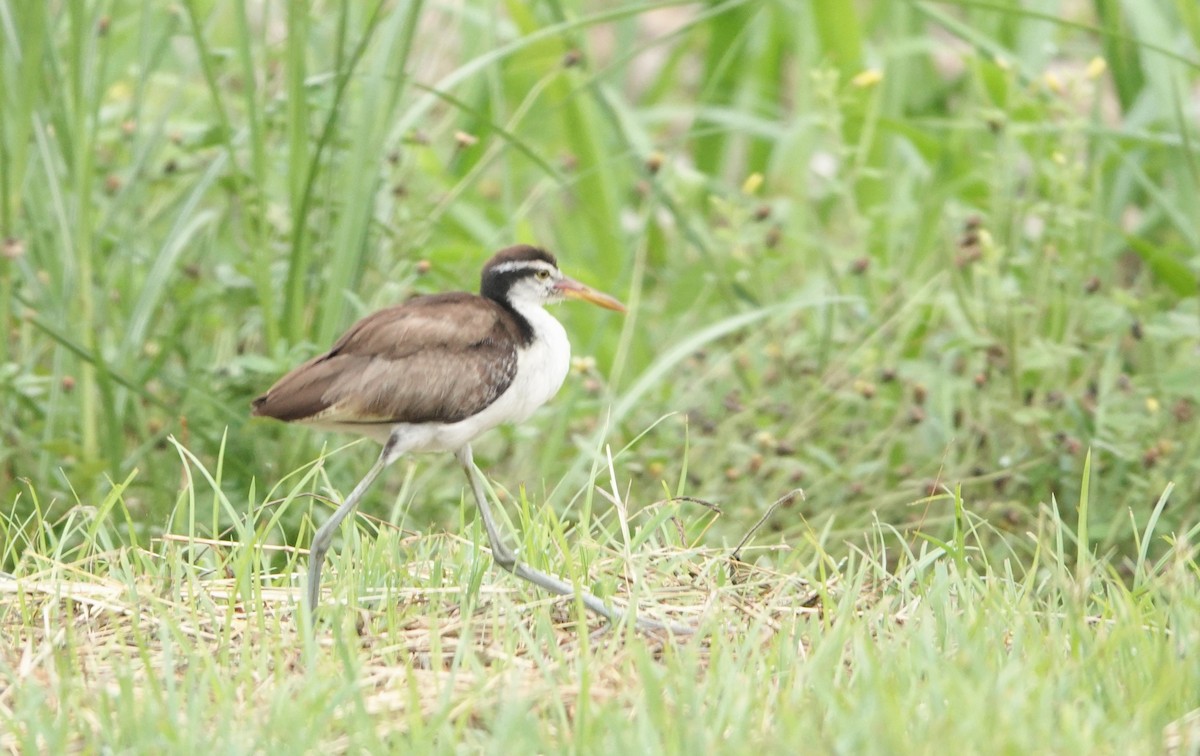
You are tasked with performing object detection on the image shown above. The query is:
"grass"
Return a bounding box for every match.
[3,459,1198,752]
[2,0,1200,751]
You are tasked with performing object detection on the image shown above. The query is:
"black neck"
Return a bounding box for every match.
[481,271,535,346]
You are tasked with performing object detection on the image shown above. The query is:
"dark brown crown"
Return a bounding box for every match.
[482,245,557,273]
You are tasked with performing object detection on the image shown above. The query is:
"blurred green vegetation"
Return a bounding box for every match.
[1,0,1197,564]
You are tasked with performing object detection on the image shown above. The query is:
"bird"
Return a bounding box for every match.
[252,245,681,632]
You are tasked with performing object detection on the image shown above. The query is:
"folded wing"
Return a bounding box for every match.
[251,293,520,426]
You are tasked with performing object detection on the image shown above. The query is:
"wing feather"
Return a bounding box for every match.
[251,294,520,425]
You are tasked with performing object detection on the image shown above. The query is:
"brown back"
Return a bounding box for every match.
[251,293,522,425]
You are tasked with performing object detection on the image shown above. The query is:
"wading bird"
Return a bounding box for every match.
[253,245,676,630]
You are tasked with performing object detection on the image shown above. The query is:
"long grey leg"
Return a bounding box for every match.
[454,444,692,634]
[307,433,402,615]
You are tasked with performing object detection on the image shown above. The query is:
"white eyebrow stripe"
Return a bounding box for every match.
[489,260,557,275]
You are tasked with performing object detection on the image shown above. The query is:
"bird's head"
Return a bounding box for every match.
[481,245,626,313]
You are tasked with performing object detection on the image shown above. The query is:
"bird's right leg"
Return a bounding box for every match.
[307,432,402,616]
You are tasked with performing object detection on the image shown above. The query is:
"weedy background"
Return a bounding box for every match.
[1,1,1198,753]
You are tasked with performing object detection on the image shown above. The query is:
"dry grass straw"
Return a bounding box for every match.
[0,516,825,746]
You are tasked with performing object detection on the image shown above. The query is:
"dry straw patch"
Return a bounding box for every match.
[0,531,824,747]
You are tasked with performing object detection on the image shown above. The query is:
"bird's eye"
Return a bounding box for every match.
[535,269,552,280]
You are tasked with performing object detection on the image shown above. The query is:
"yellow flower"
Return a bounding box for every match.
[852,69,883,88]
[741,173,764,195]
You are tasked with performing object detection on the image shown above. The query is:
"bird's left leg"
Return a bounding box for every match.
[454,444,692,634]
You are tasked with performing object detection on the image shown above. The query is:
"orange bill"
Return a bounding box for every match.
[555,277,626,313]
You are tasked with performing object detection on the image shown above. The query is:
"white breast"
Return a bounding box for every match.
[502,305,572,423]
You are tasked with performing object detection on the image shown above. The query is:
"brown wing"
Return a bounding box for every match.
[251,293,520,425]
